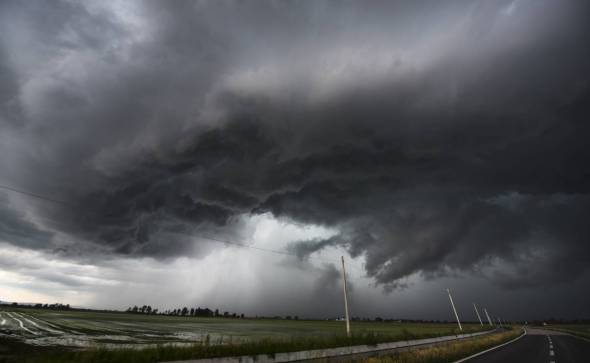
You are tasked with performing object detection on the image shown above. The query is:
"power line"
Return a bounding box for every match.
[194,233,305,258]
[190,232,359,268]
[0,184,71,206]
[0,183,367,277]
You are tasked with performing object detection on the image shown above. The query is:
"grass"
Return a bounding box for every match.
[543,325,590,340]
[0,307,492,363]
[356,328,522,363]
[3,330,481,363]
[1,307,488,345]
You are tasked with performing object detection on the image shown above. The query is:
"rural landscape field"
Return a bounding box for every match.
[2,0,590,362]
[0,307,487,348]
[0,306,492,362]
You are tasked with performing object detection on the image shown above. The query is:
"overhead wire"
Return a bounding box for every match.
[0,184,71,206]
[0,183,368,279]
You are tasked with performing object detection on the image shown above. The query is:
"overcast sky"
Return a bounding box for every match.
[1,0,589,321]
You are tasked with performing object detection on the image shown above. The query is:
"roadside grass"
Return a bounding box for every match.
[544,325,590,340]
[356,328,521,363]
[8,329,485,363]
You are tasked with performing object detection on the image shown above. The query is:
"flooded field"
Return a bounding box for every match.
[0,307,486,350]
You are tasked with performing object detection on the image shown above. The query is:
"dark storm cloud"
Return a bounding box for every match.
[0,194,53,250]
[1,0,589,292]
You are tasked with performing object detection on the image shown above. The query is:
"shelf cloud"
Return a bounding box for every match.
[1,0,589,316]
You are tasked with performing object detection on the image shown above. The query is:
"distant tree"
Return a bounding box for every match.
[240,313,245,319]
[153,308,158,314]
[294,316,299,320]
[182,307,188,316]
[223,311,229,317]
[286,316,292,320]
[132,305,138,313]
[146,306,152,314]
[190,308,195,316]
[215,309,220,317]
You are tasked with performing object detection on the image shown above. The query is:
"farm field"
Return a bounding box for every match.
[0,307,487,348]
[0,307,490,362]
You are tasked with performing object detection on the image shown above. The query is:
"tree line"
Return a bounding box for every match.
[3,302,71,310]
[125,305,245,319]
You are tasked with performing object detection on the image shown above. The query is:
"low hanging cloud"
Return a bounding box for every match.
[0,0,589,293]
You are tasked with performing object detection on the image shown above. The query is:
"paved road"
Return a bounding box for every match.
[466,328,590,363]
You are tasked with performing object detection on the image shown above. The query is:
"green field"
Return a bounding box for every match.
[0,307,490,363]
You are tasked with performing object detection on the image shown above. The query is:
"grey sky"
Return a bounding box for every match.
[0,0,589,320]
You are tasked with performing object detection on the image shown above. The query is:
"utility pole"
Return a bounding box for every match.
[473,303,483,326]
[341,256,351,337]
[447,288,462,331]
[483,308,493,326]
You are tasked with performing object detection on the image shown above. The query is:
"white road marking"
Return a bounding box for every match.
[550,349,555,356]
[550,344,553,349]
[7,312,38,335]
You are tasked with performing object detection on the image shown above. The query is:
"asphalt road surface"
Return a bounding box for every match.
[466,328,590,363]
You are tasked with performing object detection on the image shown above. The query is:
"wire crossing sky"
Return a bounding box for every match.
[0,0,589,320]
[0,183,346,266]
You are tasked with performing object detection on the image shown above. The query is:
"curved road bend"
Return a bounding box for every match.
[466,328,590,363]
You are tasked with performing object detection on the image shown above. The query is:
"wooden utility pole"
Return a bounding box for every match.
[341,256,351,337]
[447,288,462,331]
[484,308,493,326]
[473,303,483,326]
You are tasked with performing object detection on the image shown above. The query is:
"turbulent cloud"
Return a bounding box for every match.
[0,194,54,250]
[0,0,589,301]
